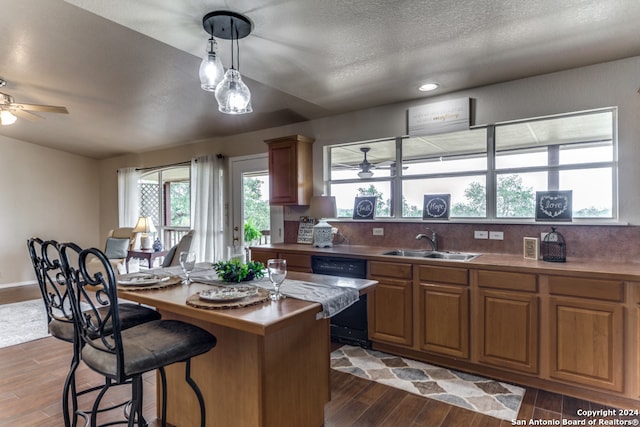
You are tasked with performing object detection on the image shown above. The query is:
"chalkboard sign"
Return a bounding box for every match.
[353,196,376,220]
[535,191,572,221]
[422,194,451,220]
[296,216,316,244]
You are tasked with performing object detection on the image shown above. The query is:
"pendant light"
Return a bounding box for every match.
[199,37,224,91]
[201,11,253,115]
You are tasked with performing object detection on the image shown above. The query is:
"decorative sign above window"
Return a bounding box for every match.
[422,194,451,220]
[353,196,377,220]
[535,191,573,221]
[408,97,471,136]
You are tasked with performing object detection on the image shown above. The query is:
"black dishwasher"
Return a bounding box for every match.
[311,255,371,348]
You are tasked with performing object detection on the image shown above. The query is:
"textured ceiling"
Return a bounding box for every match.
[1,0,639,159]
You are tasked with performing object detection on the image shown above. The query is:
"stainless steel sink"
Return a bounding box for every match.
[382,249,480,261]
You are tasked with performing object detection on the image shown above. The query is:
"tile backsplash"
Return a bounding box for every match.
[284,221,640,264]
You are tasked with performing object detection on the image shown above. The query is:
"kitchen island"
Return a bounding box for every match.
[118,271,377,427]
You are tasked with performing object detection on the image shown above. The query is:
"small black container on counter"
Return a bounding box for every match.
[541,227,566,262]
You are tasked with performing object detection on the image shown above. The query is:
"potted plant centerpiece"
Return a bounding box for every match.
[212,259,265,283]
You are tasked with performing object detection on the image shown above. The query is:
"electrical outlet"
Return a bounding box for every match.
[474,230,488,239]
[489,231,504,240]
[373,227,384,236]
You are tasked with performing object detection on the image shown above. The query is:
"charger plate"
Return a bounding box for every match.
[116,275,182,291]
[186,288,270,310]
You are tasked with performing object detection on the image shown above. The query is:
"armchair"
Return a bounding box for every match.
[103,227,138,273]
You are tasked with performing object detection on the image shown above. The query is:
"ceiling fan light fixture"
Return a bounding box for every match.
[357,170,373,179]
[199,37,225,91]
[0,110,17,125]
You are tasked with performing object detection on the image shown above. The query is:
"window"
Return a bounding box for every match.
[327,108,617,221]
[139,166,190,247]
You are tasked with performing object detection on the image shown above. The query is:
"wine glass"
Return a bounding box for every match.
[179,251,196,284]
[267,259,287,301]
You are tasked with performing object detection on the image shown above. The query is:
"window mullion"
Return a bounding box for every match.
[486,125,496,219]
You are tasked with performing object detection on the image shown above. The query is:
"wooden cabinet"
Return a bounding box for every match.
[265,135,314,205]
[475,270,539,374]
[548,276,624,392]
[250,248,311,272]
[416,265,469,358]
[368,261,413,346]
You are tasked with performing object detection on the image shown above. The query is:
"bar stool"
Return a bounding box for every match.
[60,244,217,427]
[27,238,161,427]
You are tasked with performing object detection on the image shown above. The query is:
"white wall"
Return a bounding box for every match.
[97,56,640,240]
[0,135,100,286]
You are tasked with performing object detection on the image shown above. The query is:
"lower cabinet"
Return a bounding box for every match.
[416,265,469,359]
[368,261,413,346]
[548,276,625,392]
[475,270,539,374]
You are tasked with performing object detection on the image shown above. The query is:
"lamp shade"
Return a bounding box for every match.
[215,69,252,114]
[309,196,337,219]
[199,38,224,91]
[132,216,156,234]
[0,110,17,126]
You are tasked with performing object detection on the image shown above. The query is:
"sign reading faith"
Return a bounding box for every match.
[423,194,451,220]
[535,191,572,221]
[408,97,470,136]
[353,196,377,220]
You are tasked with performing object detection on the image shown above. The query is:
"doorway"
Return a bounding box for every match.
[229,154,283,260]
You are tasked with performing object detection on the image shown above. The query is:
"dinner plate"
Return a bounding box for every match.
[118,274,171,286]
[199,285,259,302]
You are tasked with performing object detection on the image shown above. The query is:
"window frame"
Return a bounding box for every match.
[326,107,618,223]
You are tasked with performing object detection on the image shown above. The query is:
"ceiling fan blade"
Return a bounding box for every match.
[11,103,69,114]
[10,109,41,121]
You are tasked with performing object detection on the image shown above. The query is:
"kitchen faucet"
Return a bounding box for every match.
[416,227,438,251]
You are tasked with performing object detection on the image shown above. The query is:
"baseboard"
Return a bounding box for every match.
[0,280,38,289]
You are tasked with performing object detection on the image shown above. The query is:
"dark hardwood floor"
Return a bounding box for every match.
[0,284,623,426]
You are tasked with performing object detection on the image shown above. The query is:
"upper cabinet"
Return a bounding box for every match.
[265,135,314,205]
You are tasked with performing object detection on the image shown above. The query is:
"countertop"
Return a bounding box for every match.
[251,243,640,281]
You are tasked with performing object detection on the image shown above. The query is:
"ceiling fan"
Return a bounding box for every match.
[0,79,69,125]
[356,147,406,178]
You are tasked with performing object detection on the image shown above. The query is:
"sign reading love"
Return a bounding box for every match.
[535,191,573,221]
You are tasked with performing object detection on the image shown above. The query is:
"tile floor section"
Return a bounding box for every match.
[331,345,525,421]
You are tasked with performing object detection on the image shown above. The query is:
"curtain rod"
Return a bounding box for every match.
[132,154,225,172]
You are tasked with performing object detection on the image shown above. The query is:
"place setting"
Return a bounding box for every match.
[185,258,286,310]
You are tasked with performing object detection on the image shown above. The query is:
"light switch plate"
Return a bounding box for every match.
[489,231,504,240]
[474,230,488,239]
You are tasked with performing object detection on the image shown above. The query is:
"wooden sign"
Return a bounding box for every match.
[535,191,572,221]
[422,194,451,220]
[408,97,470,136]
[353,197,376,220]
[296,216,315,244]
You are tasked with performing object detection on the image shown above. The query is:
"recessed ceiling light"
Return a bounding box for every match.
[419,83,439,92]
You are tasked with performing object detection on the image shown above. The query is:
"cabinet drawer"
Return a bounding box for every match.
[477,270,537,292]
[548,276,624,302]
[278,252,311,272]
[369,261,412,280]
[417,265,468,285]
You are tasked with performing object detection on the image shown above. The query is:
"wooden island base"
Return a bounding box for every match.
[161,309,330,427]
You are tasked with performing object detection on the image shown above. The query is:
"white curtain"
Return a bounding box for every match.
[191,155,225,262]
[117,167,140,227]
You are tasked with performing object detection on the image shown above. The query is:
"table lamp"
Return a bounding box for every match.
[133,216,156,250]
[309,196,337,248]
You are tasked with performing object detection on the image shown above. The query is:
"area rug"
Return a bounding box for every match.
[0,299,49,349]
[331,345,525,421]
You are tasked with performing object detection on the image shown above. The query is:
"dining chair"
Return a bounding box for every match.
[27,238,161,427]
[59,243,217,427]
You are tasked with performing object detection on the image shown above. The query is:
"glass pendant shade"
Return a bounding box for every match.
[199,39,224,91]
[214,68,252,114]
[0,110,17,125]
